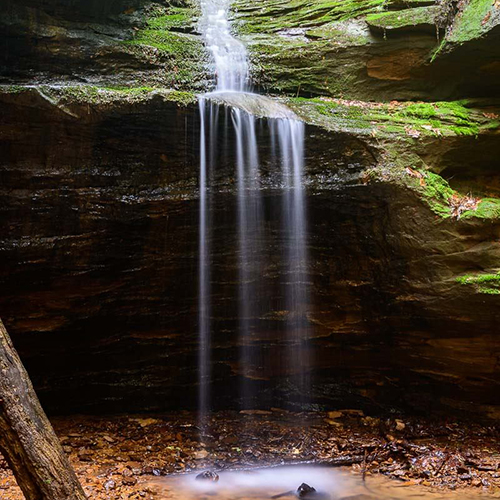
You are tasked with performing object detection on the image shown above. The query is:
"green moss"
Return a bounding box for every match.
[480,288,500,295]
[457,273,500,284]
[51,85,103,103]
[483,119,500,131]
[290,97,485,138]
[123,3,209,90]
[103,85,156,93]
[146,7,194,30]
[421,171,454,216]
[400,102,438,119]
[162,90,197,106]
[234,0,388,34]
[430,38,447,62]
[447,0,495,43]
[2,85,26,94]
[437,100,472,119]
[127,30,196,56]
[456,272,500,294]
[37,85,196,107]
[461,198,500,219]
[448,124,479,135]
[394,101,480,136]
[402,171,500,220]
[98,85,196,105]
[399,100,473,120]
[366,5,439,30]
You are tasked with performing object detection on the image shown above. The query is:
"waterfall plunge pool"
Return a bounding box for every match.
[148,464,500,500]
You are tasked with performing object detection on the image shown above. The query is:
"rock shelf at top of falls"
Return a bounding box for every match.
[201,91,300,121]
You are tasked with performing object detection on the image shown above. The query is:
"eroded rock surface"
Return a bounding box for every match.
[0,86,499,419]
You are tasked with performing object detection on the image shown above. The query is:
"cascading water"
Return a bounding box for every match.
[197,0,310,429]
[198,0,249,92]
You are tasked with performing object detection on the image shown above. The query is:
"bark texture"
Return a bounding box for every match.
[0,319,86,500]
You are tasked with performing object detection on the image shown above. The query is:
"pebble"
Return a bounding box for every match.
[104,480,116,491]
[194,449,209,459]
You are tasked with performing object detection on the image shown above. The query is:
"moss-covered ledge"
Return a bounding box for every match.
[288,97,497,137]
[0,0,211,90]
[232,0,388,34]
[233,0,499,100]
[430,0,500,61]
[365,161,500,220]
[287,96,500,220]
[4,85,499,222]
[0,85,198,114]
[366,5,440,33]
[49,86,197,106]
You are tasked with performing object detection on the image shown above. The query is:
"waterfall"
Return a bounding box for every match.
[198,0,249,91]
[232,108,263,405]
[198,97,210,434]
[197,0,310,425]
[274,118,310,398]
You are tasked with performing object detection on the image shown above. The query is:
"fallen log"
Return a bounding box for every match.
[0,319,86,500]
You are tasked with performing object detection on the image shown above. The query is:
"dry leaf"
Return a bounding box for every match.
[406,167,423,178]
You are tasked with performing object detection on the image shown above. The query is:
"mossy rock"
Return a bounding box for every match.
[233,0,389,34]
[366,5,440,33]
[461,198,500,219]
[0,85,197,110]
[121,2,211,90]
[447,0,500,44]
[286,95,500,219]
[431,0,500,60]
[288,97,490,137]
[51,85,197,106]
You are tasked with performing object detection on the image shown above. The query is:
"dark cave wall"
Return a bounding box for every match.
[0,90,499,419]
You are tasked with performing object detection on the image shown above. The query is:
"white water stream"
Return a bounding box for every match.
[198,0,249,91]
[198,0,310,431]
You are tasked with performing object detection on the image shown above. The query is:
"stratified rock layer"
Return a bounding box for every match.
[0,87,499,420]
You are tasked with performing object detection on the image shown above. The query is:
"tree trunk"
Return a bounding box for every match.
[0,319,87,500]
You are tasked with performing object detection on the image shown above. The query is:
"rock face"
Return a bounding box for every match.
[0,87,499,419]
[233,0,500,100]
[0,0,499,419]
[0,0,211,89]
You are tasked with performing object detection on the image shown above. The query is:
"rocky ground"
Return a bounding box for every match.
[0,411,498,499]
